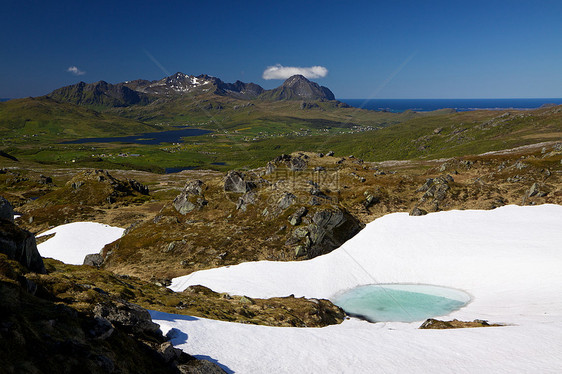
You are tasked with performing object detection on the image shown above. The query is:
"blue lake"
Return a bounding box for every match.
[332,284,470,323]
[164,166,196,174]
[62,127,212,145]
[165,162,226,173]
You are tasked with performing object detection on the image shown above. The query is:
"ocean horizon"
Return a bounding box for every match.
[340,98,562,113]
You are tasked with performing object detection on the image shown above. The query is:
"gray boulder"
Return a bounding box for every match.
[84,253,104,267]
[93,300,161,336]
[174,180,208,215]
[363,194,379,208]
[127,179,149,195]
[0,220,46,273]
[528,182,539,197]
[292,208,363,259]
[289,156,307,171]
[236,191,257,211]
[416,178,434,192]
[278,192,296,210]
[265,162,276,175]
[410,207,428,216]
[419,175,453,202]
[224,171,255,193]
[0,196,14,222]
[288,207,308,226]
[184,180,205,195]
[158,341,182,363]
[174,198,198,215]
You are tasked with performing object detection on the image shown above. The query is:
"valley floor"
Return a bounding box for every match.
[153,204,562,373]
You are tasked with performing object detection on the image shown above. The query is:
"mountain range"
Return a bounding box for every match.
[48,73,336,108]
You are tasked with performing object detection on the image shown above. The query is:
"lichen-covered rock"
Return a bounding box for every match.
[173,180,208,214]
[224,171,255,193]
[0,220,46,273]
[419,318,502,329]
[278,192,296,210]
[236,191,256,211]
[183,180,205,196]
[363,194,379,208]
[288,207,308,226]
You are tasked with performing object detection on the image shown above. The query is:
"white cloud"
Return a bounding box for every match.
[262,64,328,80]
[67,66,85,76]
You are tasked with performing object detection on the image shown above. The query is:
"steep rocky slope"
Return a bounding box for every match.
[0,200,225,373]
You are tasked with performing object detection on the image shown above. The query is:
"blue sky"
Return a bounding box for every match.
[1,0,562,99]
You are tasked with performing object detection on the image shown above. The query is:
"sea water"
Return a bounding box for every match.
[332,284,470,323]
[341,98,562,113]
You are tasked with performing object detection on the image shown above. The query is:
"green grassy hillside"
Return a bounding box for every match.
[0,97,161,144]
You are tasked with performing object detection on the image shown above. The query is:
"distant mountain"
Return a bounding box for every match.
[259,75,335,101]
[47,73,334,107]
[49,81,152,107]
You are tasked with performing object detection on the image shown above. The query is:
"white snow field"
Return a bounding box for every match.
[152,204,562,373]
[37,222,124,265]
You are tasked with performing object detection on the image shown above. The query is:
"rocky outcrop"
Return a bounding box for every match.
[128,179,149,195]
[289,156,308,171]
[0,196,15,222]
[84,253,104,267]
[0,255,226,374]
[0,219,46,274]
[278,192,296,210]
[32,169,150,209]
[527,182,548,198]
[409,207,428,216]
[270,154,308,173]
[419,318,503,329]
[224,171,255,193]
[173,180,208,214]
[288,207,308,226]
[414,174,455,211]
[93,300,161,337]
[236,191,256,211]
[289,208,363,259]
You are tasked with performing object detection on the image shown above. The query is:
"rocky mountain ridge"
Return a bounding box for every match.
[48,73,335,107]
